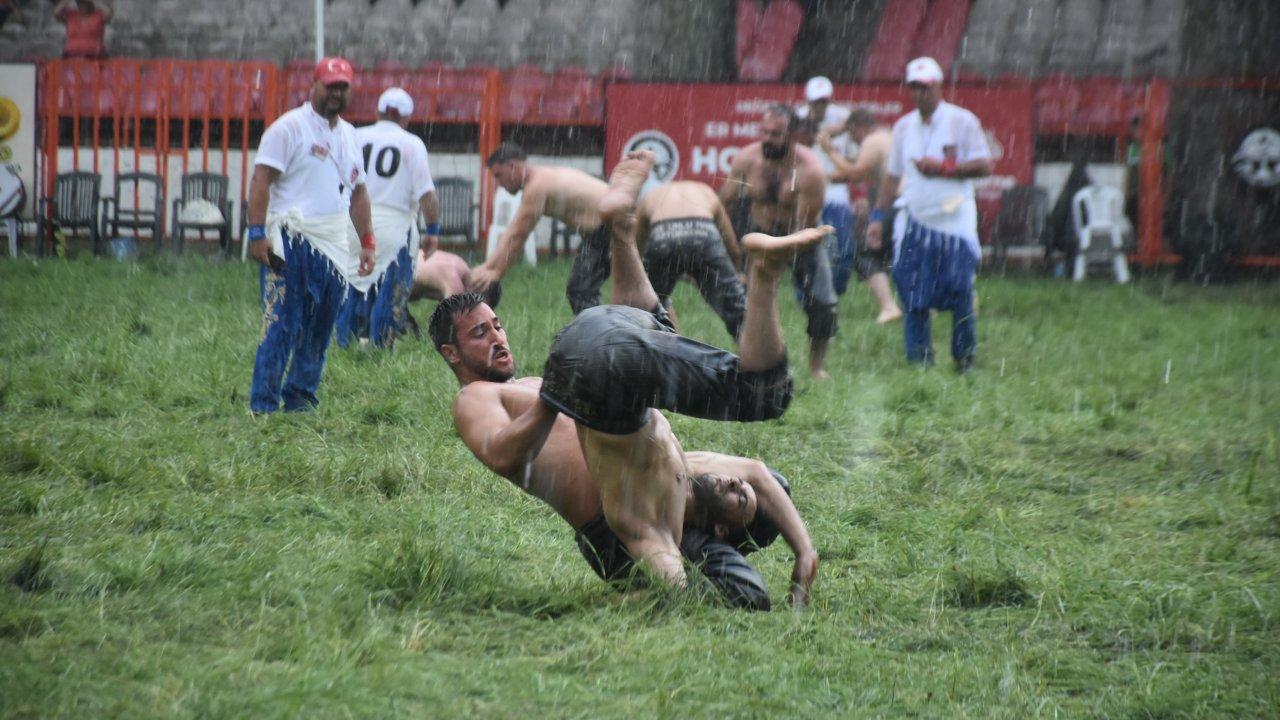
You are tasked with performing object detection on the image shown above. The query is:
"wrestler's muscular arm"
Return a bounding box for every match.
[419,190,441,258]
[453,383,559,482]
[823,135,883,184]
[246,164,282,268]
[747,470,819,606]
[794,162,826,230]
[470,180,548,292]
[709,189,744,270]
[606,505,687,588]
[865,173,901,251]
[717,151,752,209]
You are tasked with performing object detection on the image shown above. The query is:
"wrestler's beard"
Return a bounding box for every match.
[761,141,790,161]
[463,350,515,383]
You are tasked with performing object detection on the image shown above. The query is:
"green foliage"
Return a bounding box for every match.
[0,256,1277,718]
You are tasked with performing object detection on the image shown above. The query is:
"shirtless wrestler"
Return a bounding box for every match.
[469,143,614,315]
[635,180,746,340]
[437,151,819,604]
[818,109,903,324]
[718,104,839,380]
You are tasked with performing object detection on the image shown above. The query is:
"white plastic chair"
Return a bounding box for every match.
[485,186,537,267]
[1071,185,1131,283]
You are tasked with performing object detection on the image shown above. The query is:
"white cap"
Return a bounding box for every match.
[905,57,944,85]
[377,87,414,117]
[804,76,834,102]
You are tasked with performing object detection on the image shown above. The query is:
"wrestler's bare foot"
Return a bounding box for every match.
[875,308,903,325]
[598,149,655,220]
[743,224,834,276]
[743,225,833,257]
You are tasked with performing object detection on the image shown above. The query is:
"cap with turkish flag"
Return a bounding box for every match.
[314,57,355,86]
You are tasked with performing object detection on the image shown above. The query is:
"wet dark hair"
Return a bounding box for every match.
[428,291,487,351]
[486,142,527,166]
[846,108,877,128]
[764,103,800,134]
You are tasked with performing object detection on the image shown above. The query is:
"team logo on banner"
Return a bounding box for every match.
[1232,128,1280,188]
[622,130,679,183]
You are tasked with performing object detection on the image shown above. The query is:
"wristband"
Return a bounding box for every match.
[248,224,266,242]
[868,208,884,223]
[360,232,375,250]
[425,223,441,236]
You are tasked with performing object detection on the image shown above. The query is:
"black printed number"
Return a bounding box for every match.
[362,143,401,178]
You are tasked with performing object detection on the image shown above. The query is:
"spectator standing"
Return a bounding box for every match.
[245,57,375,413]
[867,57,993,371]
[335,87,439,350]
[1,0,25,31]
[797,76,858,296]
[54,0,111,59]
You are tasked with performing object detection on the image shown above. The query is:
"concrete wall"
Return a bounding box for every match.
[0,0,737,80]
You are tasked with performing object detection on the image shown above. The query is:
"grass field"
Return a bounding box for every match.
[1,253,1278,718]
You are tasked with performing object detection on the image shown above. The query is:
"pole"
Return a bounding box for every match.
[315,0,324,62]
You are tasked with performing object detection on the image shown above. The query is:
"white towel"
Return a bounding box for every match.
[268,208,356,283]
[345,204,416,294]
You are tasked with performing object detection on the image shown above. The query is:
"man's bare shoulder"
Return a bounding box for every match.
[793,144,826,173]
[532,164,606,187]
[734,142,763,167]
[454,377,540,408]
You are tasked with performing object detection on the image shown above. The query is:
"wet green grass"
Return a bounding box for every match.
[1,254,1278,718]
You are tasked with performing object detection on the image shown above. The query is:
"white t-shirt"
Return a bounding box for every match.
[255,103,366,220]
[354,120,436,214]
[798,103,855,207]
[887,100,991,250]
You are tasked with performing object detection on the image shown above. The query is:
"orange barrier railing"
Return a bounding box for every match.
[37,59,616,251]
[36,60,1278,267]
[40,59,280,247]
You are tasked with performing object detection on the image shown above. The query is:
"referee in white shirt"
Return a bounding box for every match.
[245,56,376,413]
[866,57,993,372]
[335,87,440,349]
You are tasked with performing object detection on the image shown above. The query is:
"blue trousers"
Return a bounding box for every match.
[893,216,978,365]
[822,201,856,295]
[249,232,346,413]
[335,242,413,349]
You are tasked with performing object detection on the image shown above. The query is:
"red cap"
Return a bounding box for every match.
[314,57,354,86]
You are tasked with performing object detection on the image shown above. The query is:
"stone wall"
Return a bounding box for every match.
[0,0,736,79]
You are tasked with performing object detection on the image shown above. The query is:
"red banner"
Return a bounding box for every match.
[605,82,1034,243]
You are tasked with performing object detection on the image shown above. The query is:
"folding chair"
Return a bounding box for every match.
[1071,185,1132,283]
[433,177,477,247]
[37,171,101,255]
[172,171,233,254]
[102,172,164,251]
[990,185,1049,273]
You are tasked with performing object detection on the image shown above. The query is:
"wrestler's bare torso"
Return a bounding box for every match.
[454,377,599,527]
[524,165,609,232]
[730,143,826,234]
[454,375,740,536]
[854,128,892,189]
[638,181,720,223]
[577,410,690,556]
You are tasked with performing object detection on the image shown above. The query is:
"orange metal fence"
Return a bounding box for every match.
[40,59,280,247]
[37,59,602,249]
[35,60,1279,268]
